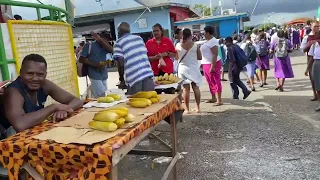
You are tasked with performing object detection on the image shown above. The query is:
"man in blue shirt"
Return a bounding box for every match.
[79,32,113,98]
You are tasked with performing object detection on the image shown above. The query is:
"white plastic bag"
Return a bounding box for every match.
[158,57,166,68]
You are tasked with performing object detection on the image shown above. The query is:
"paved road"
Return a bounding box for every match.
[84,51,320,179]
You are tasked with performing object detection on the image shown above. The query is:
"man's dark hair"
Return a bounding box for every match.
[307,20,311,26]
[204,26,214,35]
[225,36,233,43]
[233,35,238,41]
[259,33,266,40]
[277,30,285,38]
[174,28,182,35]
[14,14,22,20]
[100,32,111,40]
[22,54,47,68]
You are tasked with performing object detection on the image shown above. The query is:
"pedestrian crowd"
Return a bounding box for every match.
[1,20,320,142]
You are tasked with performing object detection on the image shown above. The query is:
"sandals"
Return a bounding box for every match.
[205,99,217,103]
[311,97,318,101]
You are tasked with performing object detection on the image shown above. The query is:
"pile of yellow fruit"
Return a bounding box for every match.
[97,94,122,103]
[88,107,135,132]
[154,73,180,85]
[128,91,161,108]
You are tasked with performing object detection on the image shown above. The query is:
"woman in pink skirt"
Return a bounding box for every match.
[200,26,223,105]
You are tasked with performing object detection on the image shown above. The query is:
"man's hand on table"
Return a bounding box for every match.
[51,104,74,122]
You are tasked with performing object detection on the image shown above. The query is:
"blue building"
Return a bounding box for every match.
[73,3,197,42]
[174,13,250,38]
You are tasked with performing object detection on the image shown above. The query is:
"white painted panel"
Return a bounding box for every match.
[1,23,13,59]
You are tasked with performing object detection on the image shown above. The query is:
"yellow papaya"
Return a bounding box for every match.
[163,73,169,80]
[93,111,119,122]
[89,121,118,132]
[114,118,125,128]
[128,101,149,108]
[107,107,129,112]
[129,98,152,106]
[124,114,135,123]
[107,94,121,101]
[97,96,114,103]
[149,98,159,104]
[105,109,128,117]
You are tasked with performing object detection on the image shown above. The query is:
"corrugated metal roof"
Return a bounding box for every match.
[175,12,250,26]
[75,2,190,19]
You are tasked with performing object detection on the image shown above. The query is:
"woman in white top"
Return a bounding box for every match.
[200,26,223,106]
[308,34,320,111]
[176,28,202,113]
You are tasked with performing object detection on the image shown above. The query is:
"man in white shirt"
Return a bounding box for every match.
[270,31,279,44]
[300,21,319,101]
[308,38,320,111]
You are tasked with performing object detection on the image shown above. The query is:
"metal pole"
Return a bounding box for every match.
[251,0,260,15]
[210,0,212,16]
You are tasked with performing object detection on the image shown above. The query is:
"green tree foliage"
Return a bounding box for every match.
[193,4,217,17]
[258,23,277,30]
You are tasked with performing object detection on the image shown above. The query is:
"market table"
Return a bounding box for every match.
[0,94,182,180]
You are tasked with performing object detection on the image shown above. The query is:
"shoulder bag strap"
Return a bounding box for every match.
[178,49,190,64]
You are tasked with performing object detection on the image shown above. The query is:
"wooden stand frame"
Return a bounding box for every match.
[108,113,179,180]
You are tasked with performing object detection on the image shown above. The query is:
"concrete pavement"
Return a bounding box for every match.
[86,51,320,179]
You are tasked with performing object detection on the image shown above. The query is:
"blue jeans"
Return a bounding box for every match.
[230,67,250,99]
[90,78,107,98]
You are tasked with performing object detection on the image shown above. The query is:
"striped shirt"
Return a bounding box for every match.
[113,34,154,87]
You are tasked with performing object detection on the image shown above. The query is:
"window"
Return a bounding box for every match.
[192,25,201,30]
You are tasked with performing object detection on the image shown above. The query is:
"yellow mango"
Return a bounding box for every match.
[158,76,163,81]
[93,111,119,122]
[114,118,125,128]
[150,98,159,104]
[97,96,114,103]
[154,76,159,82]
[128,101,149,108]
[89,121,118,132]
[156,95,161,101]
[107,94,121,101]
[124,114,135,123]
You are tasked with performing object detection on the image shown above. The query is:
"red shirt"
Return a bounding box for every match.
[146,37,176,75]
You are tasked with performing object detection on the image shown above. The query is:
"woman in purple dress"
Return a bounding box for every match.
[256,33,270,87]
[292,27,300,49]
[270,30,294,92]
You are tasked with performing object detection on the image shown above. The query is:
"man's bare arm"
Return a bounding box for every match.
[79,56,98,68]
[4,88,57,132]
[44,80,83,111]
[96,38,113,53]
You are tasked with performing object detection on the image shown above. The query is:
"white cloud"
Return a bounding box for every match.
[246,9,317,26]
[12,0,317,26]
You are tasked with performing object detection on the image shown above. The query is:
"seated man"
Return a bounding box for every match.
[4,54,83,133]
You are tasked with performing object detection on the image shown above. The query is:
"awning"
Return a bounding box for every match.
[134,0,166,7]
[72,23,110,35]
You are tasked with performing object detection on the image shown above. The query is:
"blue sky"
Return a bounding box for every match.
[13,0,318,25]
